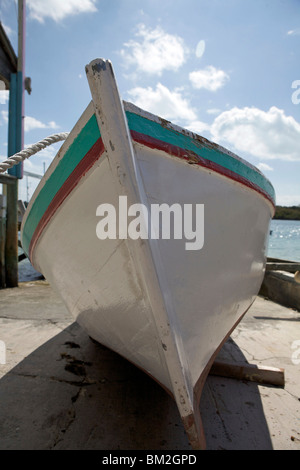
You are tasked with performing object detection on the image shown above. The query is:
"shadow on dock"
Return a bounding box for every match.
[0,315,273,450]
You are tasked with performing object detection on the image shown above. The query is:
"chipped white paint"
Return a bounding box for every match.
[21,58,274,450]
[85,59,201,444]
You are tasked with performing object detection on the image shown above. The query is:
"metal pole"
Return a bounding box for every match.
[17,0,25,157]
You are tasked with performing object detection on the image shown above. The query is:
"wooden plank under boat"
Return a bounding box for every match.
[20,59,276,449]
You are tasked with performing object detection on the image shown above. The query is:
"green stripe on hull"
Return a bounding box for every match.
[22,108,275,259]
[125,111,275,203]
[22,114,100,256]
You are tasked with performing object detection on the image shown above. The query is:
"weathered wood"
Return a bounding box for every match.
[0,174,17,185]
[210,360,285,387]
[0,22,17,89]
[260,270,300,311]
[17,223,26,262]
[17,199,26,216]
[0,194,6,288]
[267,257,294,263]
[266,262,300,273]
[0,2,26,288]
[5,180,18,287]
[17,199,26,229]
[18,252,26,262]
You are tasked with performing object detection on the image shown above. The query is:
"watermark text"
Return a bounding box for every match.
[291,340,300,365]
[291,80,300,104]
[0,340,6,365]
[96,196,204,251]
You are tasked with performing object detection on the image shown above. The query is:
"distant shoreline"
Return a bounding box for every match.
[273,206,300,221]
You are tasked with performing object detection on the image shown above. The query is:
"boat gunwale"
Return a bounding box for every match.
[21,99,276,264]
[124,101,276,210]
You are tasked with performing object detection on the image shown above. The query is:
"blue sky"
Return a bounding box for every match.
[0,0,299,205]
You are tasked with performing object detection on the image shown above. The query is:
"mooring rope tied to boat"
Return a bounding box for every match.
[0,132,69,173]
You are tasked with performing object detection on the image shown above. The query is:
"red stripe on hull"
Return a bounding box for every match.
[130,130,275,209]
[29,137,105,261]
[29,129,274,263]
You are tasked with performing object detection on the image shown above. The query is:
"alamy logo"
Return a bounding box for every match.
[291,340,300,365]
[96,196,204,251]
[291,80,300,104]
[0,340,5,365]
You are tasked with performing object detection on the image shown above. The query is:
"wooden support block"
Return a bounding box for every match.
[0,174,17,185]
[210,360,285,387]
[18,253,26,262]
[266,262,300,273]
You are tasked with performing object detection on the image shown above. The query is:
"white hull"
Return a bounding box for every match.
[21,59,275,449]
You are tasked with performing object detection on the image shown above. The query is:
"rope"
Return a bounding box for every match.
[0,132,69,173]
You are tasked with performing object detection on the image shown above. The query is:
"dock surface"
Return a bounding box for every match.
[0,280,299,450]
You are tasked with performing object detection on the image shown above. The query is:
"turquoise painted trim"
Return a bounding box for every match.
[22,106,275,259]
[126,111,275,203]
[8,72,23,179]
[22,113,100,256]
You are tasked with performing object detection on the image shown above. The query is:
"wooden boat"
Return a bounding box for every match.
[21,59,275,449]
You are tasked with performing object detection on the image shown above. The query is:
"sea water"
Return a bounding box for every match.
[267,219,300,262]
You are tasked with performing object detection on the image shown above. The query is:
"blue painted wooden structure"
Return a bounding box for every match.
[8,71,24,179]
[0,1,26,287]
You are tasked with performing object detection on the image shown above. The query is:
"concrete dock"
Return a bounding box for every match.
[0,280,299,450]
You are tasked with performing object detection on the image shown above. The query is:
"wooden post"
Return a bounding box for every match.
[8,0,24,179]
[4,182,18,287]
[5,0,25,287]
[5,72,18,287]
[0,194,6,288]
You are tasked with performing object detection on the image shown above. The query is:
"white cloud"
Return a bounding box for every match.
[287,29,300,36]
[1,22,14,40]
[0,112,58,133]
[24,143,60,170]
[0,90,9,105]
[25,116,58,132]
[127,83,197,122]
[0,110,8,125]
[195,40,205,58]
[211,106,300,161]
[27,0,97,23]
[185,120,210,135]
[120,24,187,75]
[276,194,300,206]
[206,108,221,115]
[257,163,273,172]
[189,66,229,91]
